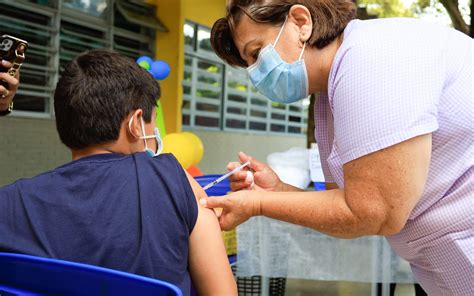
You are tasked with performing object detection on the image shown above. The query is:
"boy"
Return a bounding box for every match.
[0,49,236,295]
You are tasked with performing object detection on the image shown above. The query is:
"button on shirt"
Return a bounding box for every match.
[314,18,473,295]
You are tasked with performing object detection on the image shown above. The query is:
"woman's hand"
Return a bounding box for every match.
[0,60,20,112]
[200,190,261,231]
[227,152,283,192]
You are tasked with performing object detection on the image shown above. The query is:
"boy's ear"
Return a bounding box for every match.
[128,109,143,139]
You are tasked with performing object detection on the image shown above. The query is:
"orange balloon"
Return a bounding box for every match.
[187,165,203,177]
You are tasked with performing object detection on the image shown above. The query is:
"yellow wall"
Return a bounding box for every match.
[182,0,227,28]
[155,0,226,133]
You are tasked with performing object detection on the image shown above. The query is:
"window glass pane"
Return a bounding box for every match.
[289,115,301,123]
[184,23,195,48]
[271,102,286,110]
[226,119,246,129]
[183,71,192,81]
[228,94,246,103]
[63,0,108,18]
[271,113,285,120]
[227,107,246,115]
[183,114,190,126]
[196,89,220,100]
[114,35,152,59]
[114,7,140,32]
[271,124,285,132]
[25,0,52,6]
[184,56,192,66]
[197,26,212,53]
[289,105,301,112]
[197,72,219,85]
[250,110,266,118]
[197,102,219,113]
[182,54,223,128]
[183,85,191,95]
[251,97,267,107]
[288,126,301,134]
[21,70,48,87]
[250,121,266,131]
[198,60,222,76]
[228,80,247,92]
[196,116,219,127]
[14,95,45,112]
[182,100,191,110]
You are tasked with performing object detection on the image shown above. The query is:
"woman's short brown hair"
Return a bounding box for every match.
[211,0,356,67]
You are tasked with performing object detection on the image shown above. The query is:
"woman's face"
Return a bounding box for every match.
[233,14,306,67]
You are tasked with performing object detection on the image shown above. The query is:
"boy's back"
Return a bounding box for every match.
[0,152,197,294]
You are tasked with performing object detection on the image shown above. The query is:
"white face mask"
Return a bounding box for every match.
[247,16,309,104]
[128,116,163,157]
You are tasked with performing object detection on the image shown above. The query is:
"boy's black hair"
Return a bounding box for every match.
[54,49,160,150]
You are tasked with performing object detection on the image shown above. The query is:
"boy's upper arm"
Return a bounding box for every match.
[185,172,237,295]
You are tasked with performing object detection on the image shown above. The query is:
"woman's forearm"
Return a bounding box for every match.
[276,182,305,192]
[256,189,385,238]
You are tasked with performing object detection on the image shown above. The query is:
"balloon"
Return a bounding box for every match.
[150,60,171,80]
[138,60,151,70]
[162,133,194,169]
[136,56,153,70]
[187,165,203,177]
[182,132,204,165]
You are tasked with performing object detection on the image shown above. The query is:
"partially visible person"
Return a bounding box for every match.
[0,60,19,116]
[0,50,237,295]
[202,0,472,294]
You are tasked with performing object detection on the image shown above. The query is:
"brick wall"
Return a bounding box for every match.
[0,116,70,186]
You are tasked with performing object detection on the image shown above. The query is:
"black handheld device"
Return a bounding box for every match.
[0,34,28,87]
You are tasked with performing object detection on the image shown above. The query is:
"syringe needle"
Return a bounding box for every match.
[202,161,250,190]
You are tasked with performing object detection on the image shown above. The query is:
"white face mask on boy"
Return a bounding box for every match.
[128,116,163,157]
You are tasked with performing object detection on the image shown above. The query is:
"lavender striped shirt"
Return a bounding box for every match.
[315,18,473,295]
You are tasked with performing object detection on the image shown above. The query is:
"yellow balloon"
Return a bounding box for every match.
[162,133,194,169]
[182,132,204,165]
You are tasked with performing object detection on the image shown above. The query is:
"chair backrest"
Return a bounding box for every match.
[195,174,230,196]
[0,252,182,296]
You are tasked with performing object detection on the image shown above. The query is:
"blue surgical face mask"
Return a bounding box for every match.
[128,116,163,157]
[247,17,308,104]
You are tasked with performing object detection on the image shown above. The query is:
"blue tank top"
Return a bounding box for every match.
[0,152,198,294]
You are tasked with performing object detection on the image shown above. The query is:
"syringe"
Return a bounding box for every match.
[202,161,250,191]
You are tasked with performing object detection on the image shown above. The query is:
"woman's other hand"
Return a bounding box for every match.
[200,190,260,231]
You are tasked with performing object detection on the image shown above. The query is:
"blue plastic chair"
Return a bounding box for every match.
[194,174,230,196]
[0,252,182,296]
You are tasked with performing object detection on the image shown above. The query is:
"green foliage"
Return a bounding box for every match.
[358,0,415,17]
[357,0,470,34]
[417,0,431,9]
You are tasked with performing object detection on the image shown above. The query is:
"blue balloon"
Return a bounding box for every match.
[136,56,153,67]
[150,60,171,80]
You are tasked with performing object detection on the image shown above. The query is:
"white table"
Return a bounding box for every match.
[236,217,416,296]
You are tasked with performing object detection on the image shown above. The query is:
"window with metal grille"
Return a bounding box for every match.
[183,23,223,130]
[183,20,308,136]
[0,0,158,117]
